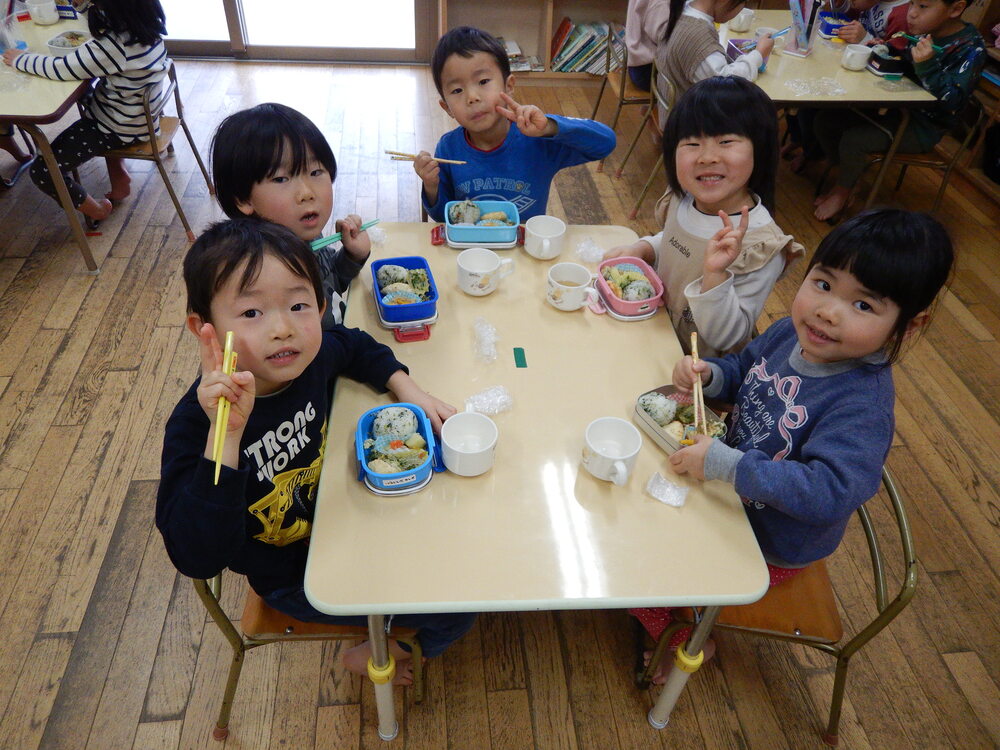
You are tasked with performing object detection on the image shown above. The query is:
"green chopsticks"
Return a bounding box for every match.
[310,218,381,252]
[899,33,943,52]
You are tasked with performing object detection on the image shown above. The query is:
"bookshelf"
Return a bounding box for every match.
[437,0,627,80]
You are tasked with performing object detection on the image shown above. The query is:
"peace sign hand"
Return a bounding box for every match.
[704,206,750,276]
[195,323,256,436]
[496,93,556,138]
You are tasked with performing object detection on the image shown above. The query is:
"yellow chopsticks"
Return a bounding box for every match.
[213,330,237,485]
[691,332,707,436]
[384,149,467,165]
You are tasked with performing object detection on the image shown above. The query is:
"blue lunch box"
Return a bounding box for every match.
[371,256,438,324]
[355,403,444,491]
[817,12,850,38]
[444,200,520,244]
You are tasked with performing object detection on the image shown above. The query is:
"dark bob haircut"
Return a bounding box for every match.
[662,76,779,213]
[184,219,324,324]
[431,26,510,98]
[808,209,954,364]
[210,103,337,220]
[88,0,167,48]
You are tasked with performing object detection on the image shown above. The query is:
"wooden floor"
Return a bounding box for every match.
[0,61,998,750]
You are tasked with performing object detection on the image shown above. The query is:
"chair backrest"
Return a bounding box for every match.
[950,95,987,161]
[139,60,180,138]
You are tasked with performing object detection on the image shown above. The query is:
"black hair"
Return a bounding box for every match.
[431,26,510,98]
[661,76,779,213]
[662,0,746,48]
[210,103,337,220]
[88,0,167,48]
[807,209,954,364]
[184,219,324,323]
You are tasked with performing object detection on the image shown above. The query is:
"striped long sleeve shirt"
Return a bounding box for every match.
[14,31,169,143]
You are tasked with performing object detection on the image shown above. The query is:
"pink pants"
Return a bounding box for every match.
[630,563,803,649]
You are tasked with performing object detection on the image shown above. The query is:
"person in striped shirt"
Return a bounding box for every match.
[2,0,169,222]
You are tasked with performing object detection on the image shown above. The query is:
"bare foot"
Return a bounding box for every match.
[0,136,31,163]
[79,195,113,221]
[342,640,416,686]
[780,142,801,160]
[644,638,716,685]
[105,156,131,201]
[814,187,850,222]
[787,151,807,174]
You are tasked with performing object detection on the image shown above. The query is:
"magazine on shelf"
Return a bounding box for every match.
[551,16,574,60]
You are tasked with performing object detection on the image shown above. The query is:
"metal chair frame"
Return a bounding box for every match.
[101,61,212,241]
[628,66,675,219]
[590,25,652,172]
[637,467,917,747]
[194,574,424,742]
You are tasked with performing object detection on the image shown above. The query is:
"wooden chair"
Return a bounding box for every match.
[863,95,987,213]
[102,61,212,241]
[589,25,652,171]
[637,467,917,747]
[194,574,424,741]
[628,66,675,219]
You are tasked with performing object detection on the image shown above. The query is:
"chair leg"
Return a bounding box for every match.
[630,153,663,219]
[213,645,248,740]
[821,652,850,747]
[893,164,908,194]
[408,638,425,704]
[153,157,196,242]
[635,620,687,689]
[615,108,653,179]
[590,80,608,122]
[180,119,214,194]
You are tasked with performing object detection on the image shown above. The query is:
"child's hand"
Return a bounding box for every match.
[386,371,458,433]
[413,151,440,204]
[672,355,711,394]
[702,206,749,290]
[836,21,867,44]
[196,323,255,454]
[496,93,557,138]
[668,434,712,480]
[335,214,371,263]
[911,35,935,63]
[603,240,655,264]
[3,49,23,66]
[756,35,774,59]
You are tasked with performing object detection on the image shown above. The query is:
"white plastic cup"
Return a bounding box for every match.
[841,44,872,71]
[755,26,777,39]
[523,215,567,260]
[582,417,642,486]
[441,410,498,477]
[730,8,754,32]
[456,247,513,296]
[26,0,59,25]
[546,262,598,311]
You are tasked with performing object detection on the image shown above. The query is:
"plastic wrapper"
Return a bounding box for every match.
[783,77,846,98]
[368,226,387,248]
[646,472,688,507]
[464,385,513,415]
[575,235,606,264]
[473,316,498,362]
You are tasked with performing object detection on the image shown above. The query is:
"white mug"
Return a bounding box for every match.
[582,417,642,486]
[546,262,598,311]
[523,215,567,260]
[730,8,755,32]
[755,26,777,39]
[457,247,513,296]
[441,410,498,477]
[27,0,59,25]
[841,44,872,71]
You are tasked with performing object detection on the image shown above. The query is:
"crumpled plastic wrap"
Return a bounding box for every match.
[465,385,513,415]
[875,77,922,93]
[367,226,387,248]
[646,472,688,507]
[575,236,606,264]
[473,316,498,362]
[783,77,846,97]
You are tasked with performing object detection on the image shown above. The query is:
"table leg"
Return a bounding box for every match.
[648,605,721,730]
[863,109,910,211]
[366,614,398,742]
[21,123,98,273]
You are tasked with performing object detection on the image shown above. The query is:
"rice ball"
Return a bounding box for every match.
[372,406,418,437]
[376,264,409,289]
[639,392,677,427]
[623,279,655,301]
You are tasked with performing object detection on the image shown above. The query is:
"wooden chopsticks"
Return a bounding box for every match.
[213,331,237,485]
[691,332,707,437]
[384,150,466,165]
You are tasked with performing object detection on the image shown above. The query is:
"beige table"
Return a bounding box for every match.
[727,9,936,206]
[305,223,768,738]
[0,15,97,271]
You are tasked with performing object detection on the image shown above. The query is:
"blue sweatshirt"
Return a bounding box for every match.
[423,114,616,222]
[156,328,405,596]
[701,318,894,566]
